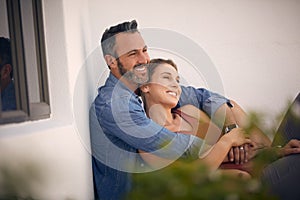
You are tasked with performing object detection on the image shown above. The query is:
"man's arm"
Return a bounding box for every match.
[179,86,272,163]
[179,86,229,117]
[213,100,272,163]
[213,100,271,146]
[95,92,203,160]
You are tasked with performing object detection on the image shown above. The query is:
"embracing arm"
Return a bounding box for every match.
[180,86,271,145]
[96,93,203,159]
[179,86,272,163]
[213,100,271,147]
[213,100,272,163]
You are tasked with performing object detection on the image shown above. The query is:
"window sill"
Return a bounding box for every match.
[0,102,50,125]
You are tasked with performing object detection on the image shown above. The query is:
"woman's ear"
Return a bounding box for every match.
[104,55,116,68]
[140,84,150,93]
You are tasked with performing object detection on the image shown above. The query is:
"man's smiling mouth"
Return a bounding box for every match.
[134,65,147,72]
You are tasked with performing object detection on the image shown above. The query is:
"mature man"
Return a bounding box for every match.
[89,20,300,200]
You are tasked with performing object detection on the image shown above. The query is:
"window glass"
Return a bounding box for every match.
[0,0,16,112]
[0,0,50,124]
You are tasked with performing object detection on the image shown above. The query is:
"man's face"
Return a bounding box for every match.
[114,32,150,85]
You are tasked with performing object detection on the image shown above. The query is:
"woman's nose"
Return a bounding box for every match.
[170,80,179,88]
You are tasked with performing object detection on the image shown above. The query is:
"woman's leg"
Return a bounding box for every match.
[219,169,251,180]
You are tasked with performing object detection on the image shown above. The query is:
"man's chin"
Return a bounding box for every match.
[123,73,148,85]
[133,75,148,85]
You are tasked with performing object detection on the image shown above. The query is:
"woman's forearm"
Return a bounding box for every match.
[196,128,251,171]
[198,136,233,171]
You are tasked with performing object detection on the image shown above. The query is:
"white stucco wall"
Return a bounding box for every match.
[85,0,300,126]
[0,0,299,199]
[0,0,94,199]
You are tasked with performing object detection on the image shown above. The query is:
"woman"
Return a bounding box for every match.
[139,58,253,177]
[139,58,300,179]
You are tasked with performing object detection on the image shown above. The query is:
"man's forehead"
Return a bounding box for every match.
[115,32,146,57]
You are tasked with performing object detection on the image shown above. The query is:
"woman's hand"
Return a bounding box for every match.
[223,128,252,147]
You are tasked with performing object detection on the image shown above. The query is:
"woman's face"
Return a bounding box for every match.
[143,63,181,108]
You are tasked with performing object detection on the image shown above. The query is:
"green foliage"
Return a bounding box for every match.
[127,107,295,200]
[127,160,278,200]
[0,162,43,200]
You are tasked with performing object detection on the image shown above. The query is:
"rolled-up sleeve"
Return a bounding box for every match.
[179,86,229,117]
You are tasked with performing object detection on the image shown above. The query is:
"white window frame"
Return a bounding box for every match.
[0,0,50,124]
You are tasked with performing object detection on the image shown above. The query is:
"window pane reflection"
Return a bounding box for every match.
[0,0,16,111]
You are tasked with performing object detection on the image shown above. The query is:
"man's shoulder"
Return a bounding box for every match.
[95,83,134,105]
[93,81,139,113]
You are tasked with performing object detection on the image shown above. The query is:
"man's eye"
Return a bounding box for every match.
[143,48,148,52]
[163,76,170,79]
[128,53,136,56]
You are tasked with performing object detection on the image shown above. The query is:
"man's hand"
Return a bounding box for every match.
[278,139,300,157]
[228,144,250,164]
[227,141,268,164]
[224,128,252,164]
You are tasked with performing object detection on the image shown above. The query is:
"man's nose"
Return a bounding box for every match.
[137,52,150,64]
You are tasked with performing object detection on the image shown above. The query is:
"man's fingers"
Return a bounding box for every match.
[234,147,240,164]
[288,139,300,148]
[239,145,245,164]
[244,144,249,163]
[285,147,300,156]
[229,148,234,162]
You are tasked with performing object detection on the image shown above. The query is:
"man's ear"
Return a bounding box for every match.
[140,84,150,93]
[104,55,117,68]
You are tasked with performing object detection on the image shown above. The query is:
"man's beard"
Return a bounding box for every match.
[117,59,149,85]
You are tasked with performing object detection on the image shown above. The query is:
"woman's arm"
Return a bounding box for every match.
[139,150,174,169]
[139,127,251,171]
[198,128,251,171]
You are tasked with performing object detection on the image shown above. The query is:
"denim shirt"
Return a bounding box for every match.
[90,73,228,200]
